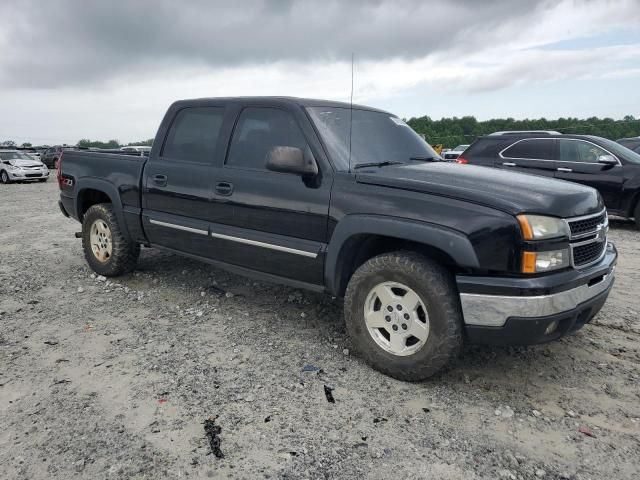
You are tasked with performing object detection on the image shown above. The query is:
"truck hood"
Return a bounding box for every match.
[355,162,603,218]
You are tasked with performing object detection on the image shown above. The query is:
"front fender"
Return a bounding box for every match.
[324,214,479,296]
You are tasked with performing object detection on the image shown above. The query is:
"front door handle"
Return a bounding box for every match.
[502,162,517,167]
[557,167,573,173]
[215,182,234,196]
[152,174,167,187]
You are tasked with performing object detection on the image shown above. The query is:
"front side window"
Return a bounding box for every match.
[559,139,609,163]
[226,107,307,170]
[502,139,555,160]
[307,107,439,171]
[162,107,224,163]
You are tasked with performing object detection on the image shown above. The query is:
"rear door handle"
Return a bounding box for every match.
[215,182,234,196]
[557,167,573,173]
[502,162,517,167]
[152,174,167,187]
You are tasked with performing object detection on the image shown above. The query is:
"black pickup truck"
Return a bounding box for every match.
[58,97,617,381]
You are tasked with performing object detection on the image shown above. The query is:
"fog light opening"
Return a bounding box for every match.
[544,320,559,335]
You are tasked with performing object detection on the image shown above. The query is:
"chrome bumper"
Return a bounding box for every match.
[459,268,615,327]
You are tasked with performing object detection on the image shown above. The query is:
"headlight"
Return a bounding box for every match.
[522,249,570,273]
[517,214,569,240]
[6,163,19,170]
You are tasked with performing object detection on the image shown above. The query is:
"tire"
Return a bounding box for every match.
[39,178,48,183]
[0,170,11,184]
[344,251,463,381]
[82,203,140,276]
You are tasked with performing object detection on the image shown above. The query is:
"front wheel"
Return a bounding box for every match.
[344,252,463,381]
[82,203,140,276]
[0,170,11,184]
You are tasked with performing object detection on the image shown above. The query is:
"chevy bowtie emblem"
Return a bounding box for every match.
[595,224,606,242]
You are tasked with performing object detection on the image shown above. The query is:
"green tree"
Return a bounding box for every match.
[21,142,32,148]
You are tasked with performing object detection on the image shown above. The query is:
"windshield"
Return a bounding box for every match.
[0,151,33,161]
[597,138,640,165]
[306,107,440,171]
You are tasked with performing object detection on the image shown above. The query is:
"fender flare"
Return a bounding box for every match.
[324,214,480,296]
[74,177,129,237]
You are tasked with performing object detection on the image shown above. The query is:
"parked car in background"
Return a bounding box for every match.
[41,146,76,168]
[58,96,617,380]
[0,150,49,183]
[442,144,470,161]
[459,133,640,227]
[120,145,151,155]
[617,136,640,154]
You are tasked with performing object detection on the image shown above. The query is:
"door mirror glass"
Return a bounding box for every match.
[597,154,617,165]
[266,146,318,176]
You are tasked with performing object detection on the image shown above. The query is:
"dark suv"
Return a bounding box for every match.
[618,136,640,154]
[459,133,640,227]
[41,146,75,168]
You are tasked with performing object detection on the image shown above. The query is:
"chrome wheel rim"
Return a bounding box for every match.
[89,219,112,263]
[364,282,430,356]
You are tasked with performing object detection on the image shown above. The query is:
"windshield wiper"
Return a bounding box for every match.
[353,160,405,170]
[409,156,442,162]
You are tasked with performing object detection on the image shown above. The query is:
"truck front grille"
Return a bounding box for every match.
[566,209,608,268]
[572,240,606,267]
[568,211,606,238]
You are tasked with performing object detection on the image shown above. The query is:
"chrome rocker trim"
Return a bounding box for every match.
[459,269,615,327]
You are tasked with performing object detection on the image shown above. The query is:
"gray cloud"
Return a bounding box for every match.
[0,0,549,88]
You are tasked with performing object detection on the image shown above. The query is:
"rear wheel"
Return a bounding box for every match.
[82,203,140,276]
[344,251,463,381]
[0,170,10,184]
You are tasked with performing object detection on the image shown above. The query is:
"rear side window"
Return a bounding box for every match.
[162,107,224,163]
[226,107,307,170]
[502,139,555,160]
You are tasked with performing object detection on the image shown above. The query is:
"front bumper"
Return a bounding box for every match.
[457,242,617,345]
[8,169,49,180]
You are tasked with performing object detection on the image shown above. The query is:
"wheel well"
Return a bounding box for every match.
[78,189,112,220]
[333,234,460,297]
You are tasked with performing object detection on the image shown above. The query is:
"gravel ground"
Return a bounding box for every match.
[1,181,639,480]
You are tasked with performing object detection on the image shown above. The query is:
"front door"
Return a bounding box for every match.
[554,138,624,210]
[209,106,332,286]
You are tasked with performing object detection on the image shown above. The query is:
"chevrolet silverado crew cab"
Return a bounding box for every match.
[58,97,617,381]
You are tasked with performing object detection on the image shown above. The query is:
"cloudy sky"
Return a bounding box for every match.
[1,0,639,145]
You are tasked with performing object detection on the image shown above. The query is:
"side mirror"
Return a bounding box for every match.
[266,146,318,177]
[597,154,618,165]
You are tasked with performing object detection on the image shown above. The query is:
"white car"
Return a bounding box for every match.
[442,144,470,161]
[120,145,151,155]
[0,150,50,183]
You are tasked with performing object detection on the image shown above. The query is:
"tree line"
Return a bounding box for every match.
[2,116,639,150]
[406,115,640,148]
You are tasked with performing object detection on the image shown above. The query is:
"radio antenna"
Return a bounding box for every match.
[348,52,354,173]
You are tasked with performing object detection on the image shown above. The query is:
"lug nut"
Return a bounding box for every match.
[387,306,393,312]
[401,323,408,330]
[396,305,402,311]
[385,315,391,322]
[392,325,398,331]
[404,313,410,320]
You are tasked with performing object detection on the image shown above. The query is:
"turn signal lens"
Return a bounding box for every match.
[522,251,537,273]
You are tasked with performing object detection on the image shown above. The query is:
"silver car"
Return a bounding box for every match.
[0,150,50,183]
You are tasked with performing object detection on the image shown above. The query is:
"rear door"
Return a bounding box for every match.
[142,104,229,257]
[208,105,332,286]
[497,138,558,177]
[554,138,624,209]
